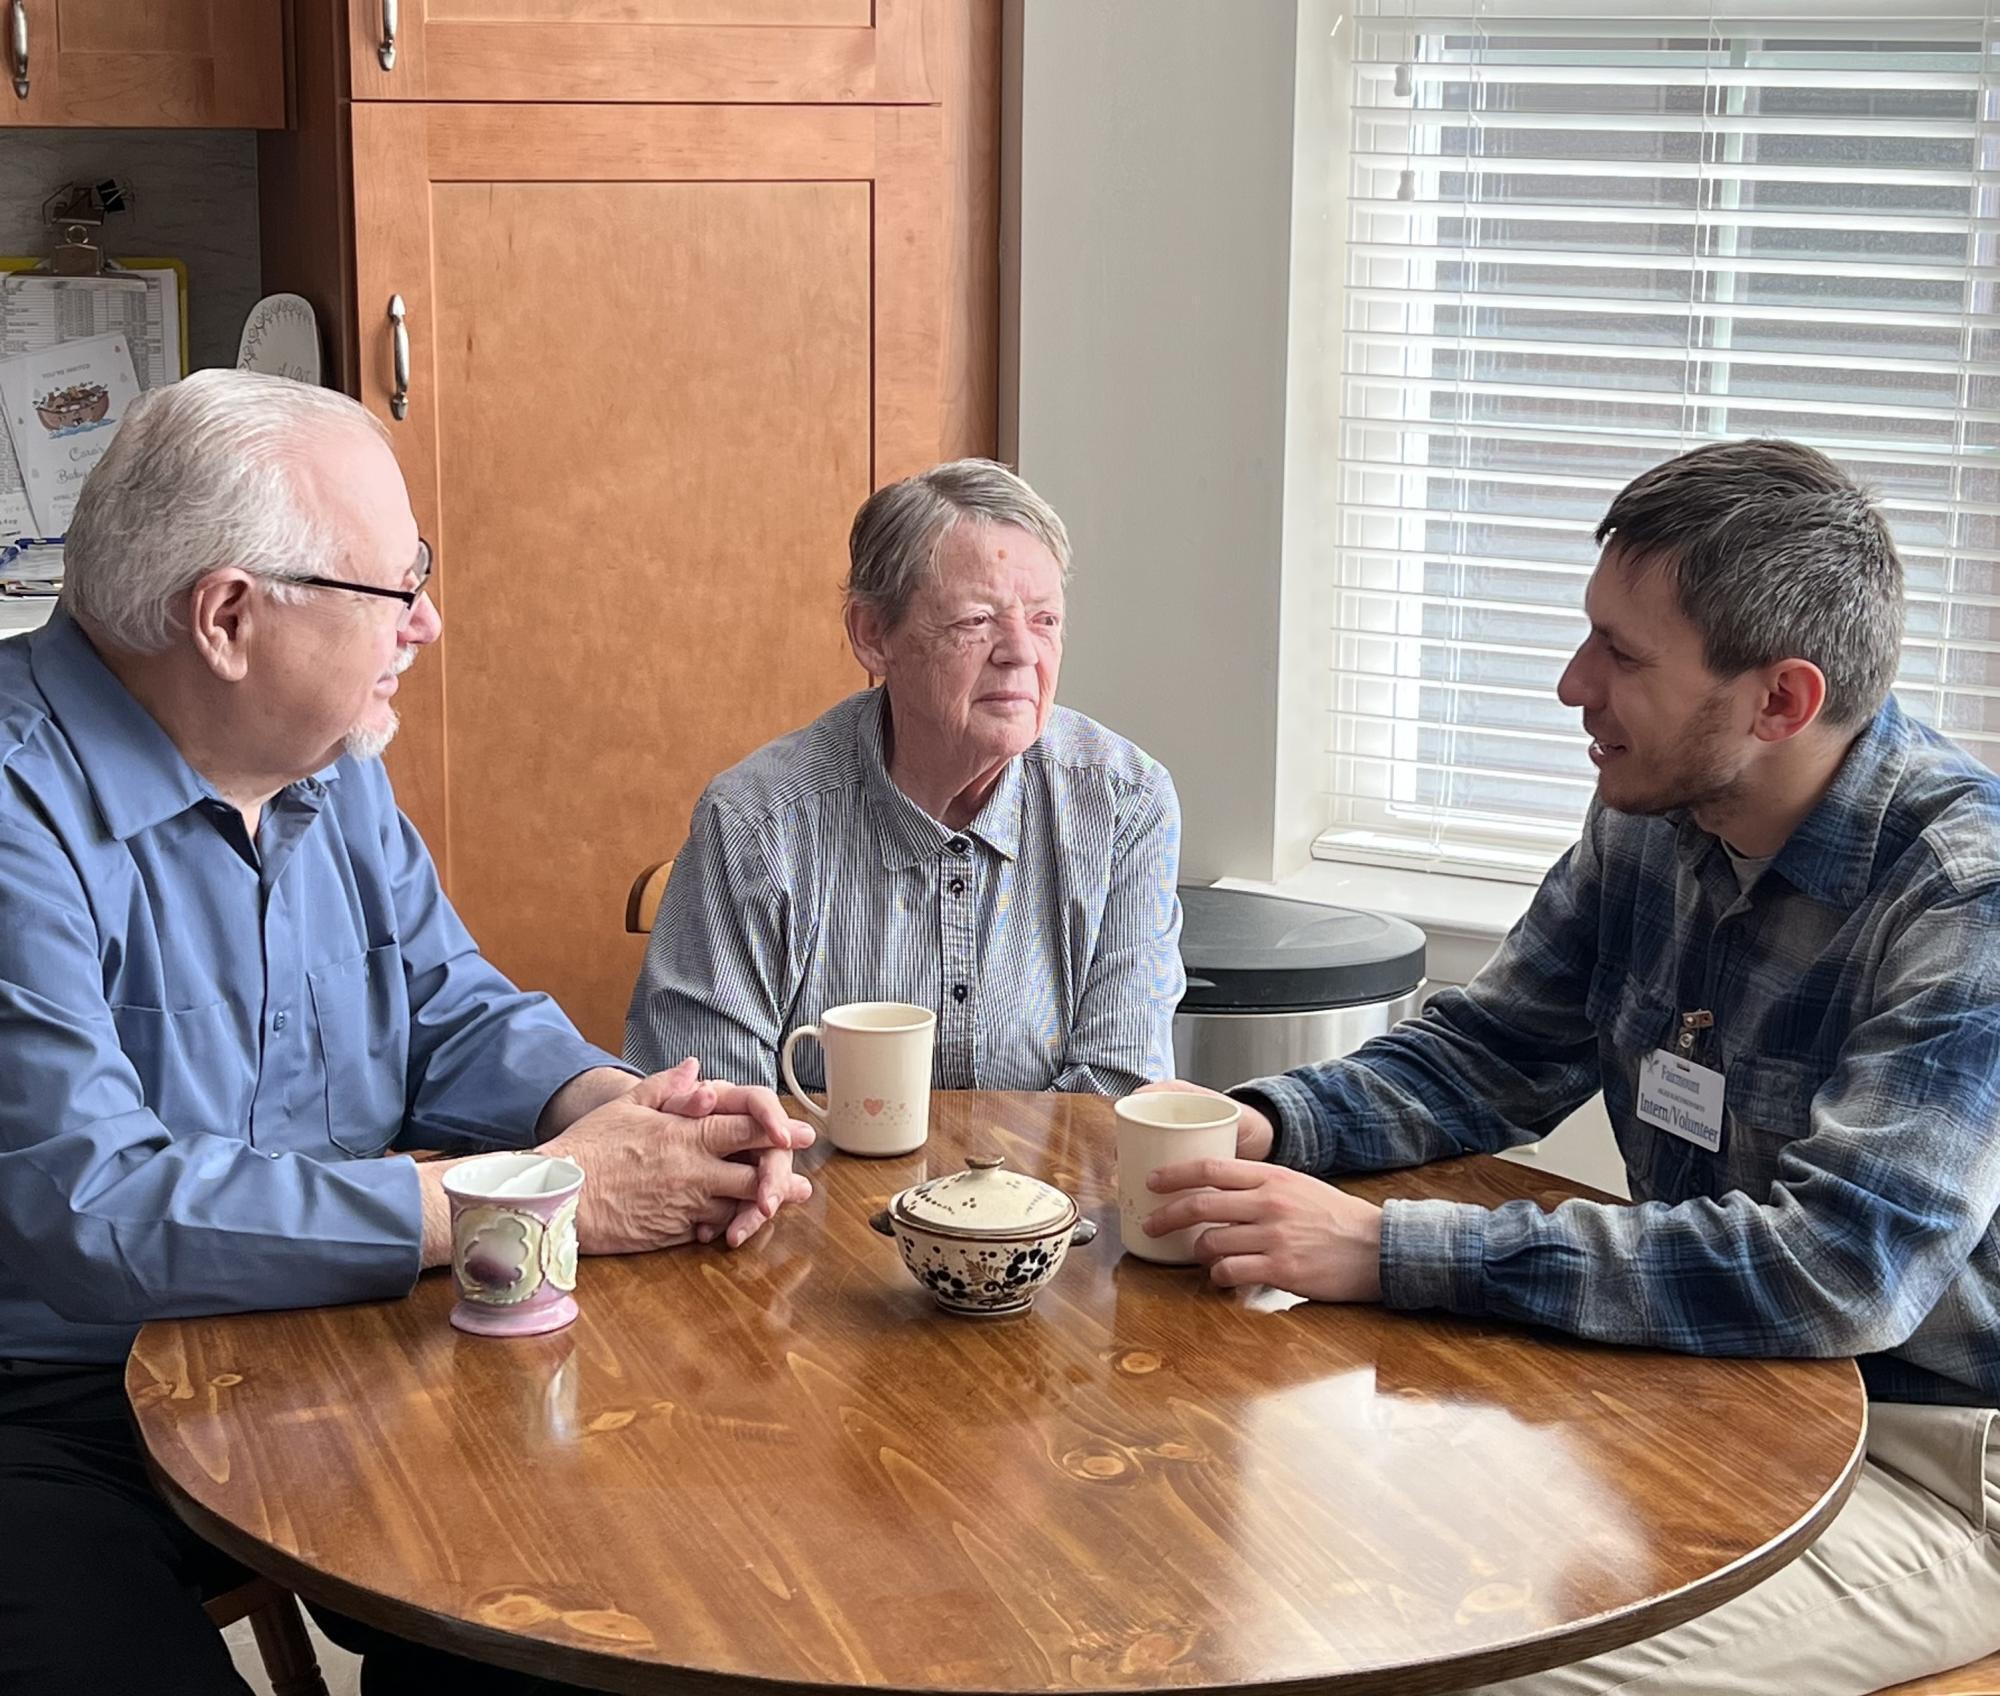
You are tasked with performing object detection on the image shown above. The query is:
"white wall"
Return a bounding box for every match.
[1008,0,1302,883]
[1007,2,1630,1197]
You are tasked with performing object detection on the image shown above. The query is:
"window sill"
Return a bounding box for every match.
[1209,860,1534,986]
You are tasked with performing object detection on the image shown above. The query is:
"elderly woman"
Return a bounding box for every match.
[626,459,1183,1095]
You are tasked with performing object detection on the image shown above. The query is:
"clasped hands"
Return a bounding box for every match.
[540,1059,814,1256]
[1132,1080,1385,1304]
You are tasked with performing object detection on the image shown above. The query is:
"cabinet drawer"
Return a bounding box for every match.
[0,0,284,128]
[346,0,937,103]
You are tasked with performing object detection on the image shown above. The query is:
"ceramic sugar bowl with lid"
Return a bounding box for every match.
[869,1154,1098,1316]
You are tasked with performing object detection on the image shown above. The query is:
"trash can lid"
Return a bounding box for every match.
[1178,885,1426,1013]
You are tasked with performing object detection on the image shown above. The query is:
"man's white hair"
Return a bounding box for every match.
[60,369,389,654]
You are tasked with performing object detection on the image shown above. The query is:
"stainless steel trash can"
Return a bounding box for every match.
[1172,885,1427,1090]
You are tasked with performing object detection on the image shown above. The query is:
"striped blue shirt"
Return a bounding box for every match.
[1246,698,2000,1405]
[625,689,1184,1094]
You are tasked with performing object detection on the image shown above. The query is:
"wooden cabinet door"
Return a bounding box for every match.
[0,0,283,126]
[350,101,944,1048]
[0,1,59,122]
[346,0,936,103]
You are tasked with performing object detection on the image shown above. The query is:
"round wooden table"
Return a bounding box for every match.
[131,1092,1865,1695]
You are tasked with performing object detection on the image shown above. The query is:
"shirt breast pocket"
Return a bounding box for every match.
[109,1000,251,1136]
[307,946,408,1157]
[1725,1058,1817,1153]
[1588,970,1677,1075]
[1587,974,1684,1164]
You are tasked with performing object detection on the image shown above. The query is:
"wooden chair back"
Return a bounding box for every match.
[625,858,675,935]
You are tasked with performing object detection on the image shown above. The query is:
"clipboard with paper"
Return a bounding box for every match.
[0,250,186,563]
[0,256,187,389]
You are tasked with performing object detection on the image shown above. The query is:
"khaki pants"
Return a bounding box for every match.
[1461,1402,2000,1696]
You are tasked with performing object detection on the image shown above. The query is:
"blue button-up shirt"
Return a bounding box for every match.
[0,613,622,1364]
[1247,698,2000,1406]
[627,689,1184,1095]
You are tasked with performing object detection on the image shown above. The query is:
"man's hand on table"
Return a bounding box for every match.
[1143,1158,1384,1302]
[1134,1077,1381,1302]
[535,1064,649,1138]
[545,1058,814,1254]
[417,1059,814,1267]
[621,1060,814,1248]
[1132,1078,1276,1161]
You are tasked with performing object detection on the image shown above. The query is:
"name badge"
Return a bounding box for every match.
[1637,1049,1725,1152]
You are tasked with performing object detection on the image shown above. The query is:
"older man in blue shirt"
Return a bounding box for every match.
[0,370,811,1695]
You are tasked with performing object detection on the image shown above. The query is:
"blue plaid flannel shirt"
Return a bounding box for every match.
[1246,697,2000,1405]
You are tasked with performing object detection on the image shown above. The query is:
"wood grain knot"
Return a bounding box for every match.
[476,1592,559,1630]
[586,1409,637,1433]
[1116,1628,1195,1673]
[1062,1445,1132,1481]
[1455,1581,1534,1623]
[559,1608,656,1646]
[208,1373,243,1389]
[1116,1350,1162,1375]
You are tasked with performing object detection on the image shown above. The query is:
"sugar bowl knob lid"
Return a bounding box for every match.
[896,1153,1076,1234]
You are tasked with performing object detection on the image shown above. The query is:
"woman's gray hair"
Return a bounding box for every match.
[845,458,1071,628]
[60,369,387,654]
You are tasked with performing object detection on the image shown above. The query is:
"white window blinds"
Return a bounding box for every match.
[1323,0,2000,876]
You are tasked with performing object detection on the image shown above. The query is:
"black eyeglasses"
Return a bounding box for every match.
[275,539,433,628]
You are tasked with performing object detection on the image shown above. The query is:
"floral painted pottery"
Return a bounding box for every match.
[441,1153,584,1338]
[869,1154,1098,1316]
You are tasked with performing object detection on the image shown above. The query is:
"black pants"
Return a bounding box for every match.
[0,1362,584,1695]
[0,1361,253,1695]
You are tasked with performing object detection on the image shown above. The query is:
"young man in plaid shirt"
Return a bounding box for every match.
[1149,440,2000,1694]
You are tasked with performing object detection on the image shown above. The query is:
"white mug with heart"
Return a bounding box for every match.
[779,1001,937,1157]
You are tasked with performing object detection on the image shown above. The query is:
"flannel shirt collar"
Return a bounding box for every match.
[1668,696,1908,908]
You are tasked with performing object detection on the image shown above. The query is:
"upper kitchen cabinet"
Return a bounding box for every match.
[340,100,947,1044]
[0,0,286,126]
[346,0,939,103]
[262,0,996,1045]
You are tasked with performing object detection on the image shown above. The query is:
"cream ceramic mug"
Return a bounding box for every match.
[1115,1091,1240,1263]
[780,1001,936,1156]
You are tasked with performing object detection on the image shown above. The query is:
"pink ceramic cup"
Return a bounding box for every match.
[442,1152,585,1338]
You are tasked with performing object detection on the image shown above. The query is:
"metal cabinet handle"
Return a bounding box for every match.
[388,294,410,422]
[9,1,28,101]
[378,0,398,71]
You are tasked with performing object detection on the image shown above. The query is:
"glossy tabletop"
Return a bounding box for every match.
[131,1093,1866,1695]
